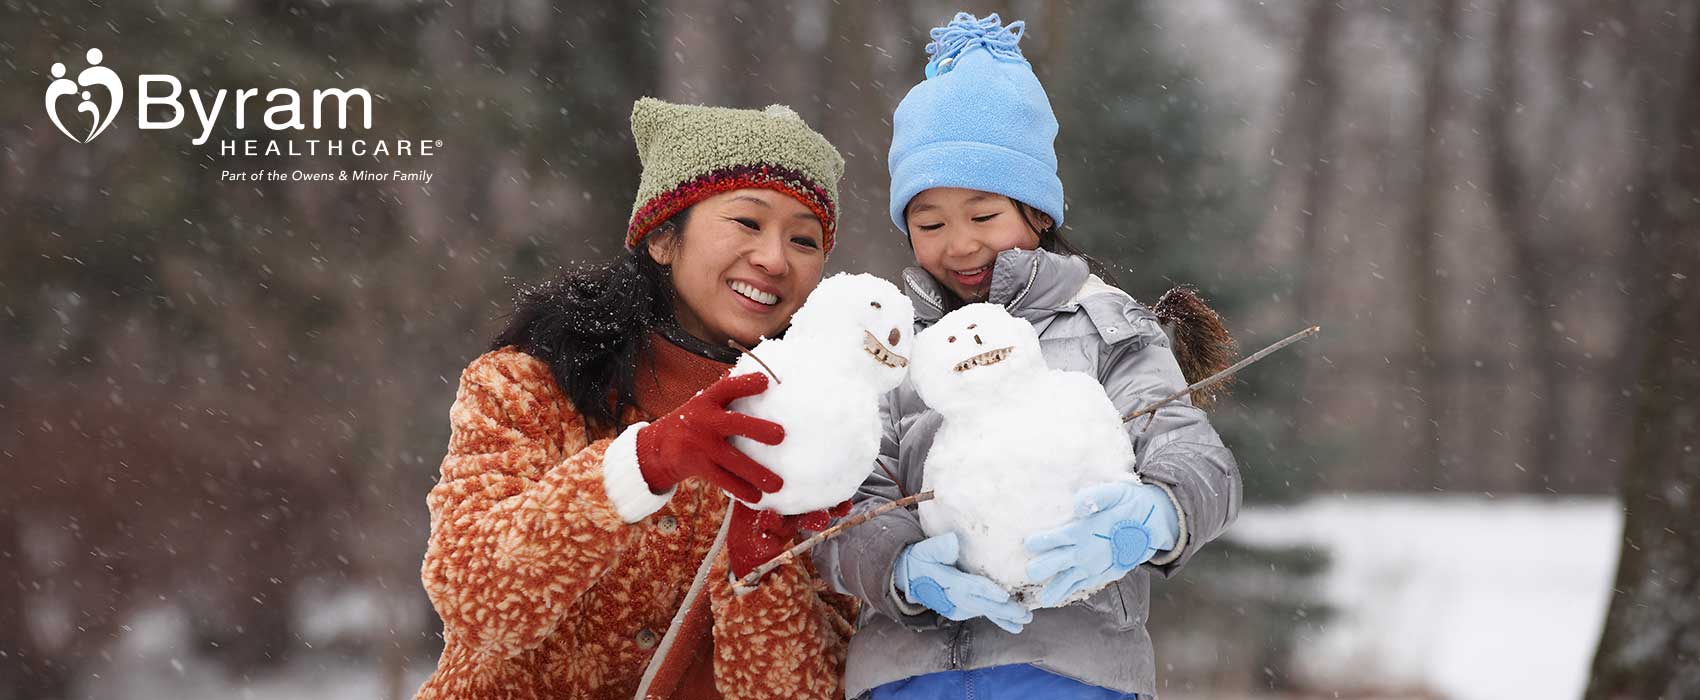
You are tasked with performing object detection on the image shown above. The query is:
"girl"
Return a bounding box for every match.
[814,13,1242,700]
[418,98,855,700]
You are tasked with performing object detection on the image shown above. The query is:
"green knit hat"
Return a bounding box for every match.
[626,98,846,252]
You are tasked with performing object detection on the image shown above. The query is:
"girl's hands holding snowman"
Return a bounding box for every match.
[1023,481,1181,608]
[895,532,1034,633]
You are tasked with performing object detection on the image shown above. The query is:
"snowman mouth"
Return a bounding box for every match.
[953,347,1013,372]
[862,332,908,368]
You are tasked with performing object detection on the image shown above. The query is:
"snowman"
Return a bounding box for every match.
[910,303,1139,608]
[728,273,915,514]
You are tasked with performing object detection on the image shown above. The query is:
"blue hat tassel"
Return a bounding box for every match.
[923,12,1029,79]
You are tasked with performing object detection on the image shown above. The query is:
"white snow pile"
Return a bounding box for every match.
[1229,494,1622,700]
[912,303,1138,607]
[729,272,915,514]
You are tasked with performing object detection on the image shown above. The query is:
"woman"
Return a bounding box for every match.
[417,98,855,700]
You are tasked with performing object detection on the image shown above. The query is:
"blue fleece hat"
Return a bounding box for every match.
[888,12,1064,233]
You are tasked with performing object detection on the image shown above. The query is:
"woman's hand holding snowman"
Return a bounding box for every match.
[629,371,854,582]
[895,532,1034,633]
[635,372,788,503]
[1023,481,1181,608]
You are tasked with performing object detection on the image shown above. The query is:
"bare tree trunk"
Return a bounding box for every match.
[1586,4,1700,696]
[1406,0,1461,488]
[1283,0,1344,330]
[1604,0,1682,495]
[1484,0,1568,492]
[0,513,71,700]
[661,0,735,104]
[822,0,897,276]
[1272,0,1344,476]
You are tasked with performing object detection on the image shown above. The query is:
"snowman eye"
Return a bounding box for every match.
[967,324,977,329]
[870,301,881,309]
[947,336,956,343]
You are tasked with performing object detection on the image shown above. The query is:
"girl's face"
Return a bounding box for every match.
[905,187,1050,303]
[648,188,827,348]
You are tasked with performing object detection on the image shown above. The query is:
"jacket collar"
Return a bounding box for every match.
[903,247,1092,327]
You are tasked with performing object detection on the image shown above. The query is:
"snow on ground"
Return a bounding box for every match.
[1230,494,1622,700]
[78,601,434,700]
[81,648,433,700]
[72,494,1620,700]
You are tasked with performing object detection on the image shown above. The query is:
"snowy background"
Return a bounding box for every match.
[3,1,1693,699]
[59,497,1623,700]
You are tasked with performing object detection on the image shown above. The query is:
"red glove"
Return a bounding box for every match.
[636,372,785,503]
[728,499,854,580]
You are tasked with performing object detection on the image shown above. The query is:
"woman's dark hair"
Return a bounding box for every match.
[489,212,688,432]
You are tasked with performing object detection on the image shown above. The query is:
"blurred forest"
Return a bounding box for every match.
[1,1,1695,698]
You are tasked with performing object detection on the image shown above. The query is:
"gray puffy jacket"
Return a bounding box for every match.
[812,247,1242,699]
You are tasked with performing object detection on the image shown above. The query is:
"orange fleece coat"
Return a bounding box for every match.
[416,341,854,700]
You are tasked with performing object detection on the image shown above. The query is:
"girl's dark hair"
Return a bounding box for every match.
[489,212,688,432]
[1010,199,1118,286]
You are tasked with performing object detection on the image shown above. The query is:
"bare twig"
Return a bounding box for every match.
[1124,325,1321,429]
[875,460,910,499]
[735,490,935,591]
[727,340,781,384]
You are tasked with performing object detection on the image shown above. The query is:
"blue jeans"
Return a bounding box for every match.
[869,663,1135,700]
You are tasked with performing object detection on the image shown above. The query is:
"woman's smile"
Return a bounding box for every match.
[728,279,782,309]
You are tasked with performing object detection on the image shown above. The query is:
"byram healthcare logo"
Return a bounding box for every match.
[42,46,438,159]
[46,48,121,143]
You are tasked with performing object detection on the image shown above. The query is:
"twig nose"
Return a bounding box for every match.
[889,328,901,346]
[974,334,983,345]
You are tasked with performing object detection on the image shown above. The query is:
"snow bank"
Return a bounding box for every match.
[1230,494,1622,700]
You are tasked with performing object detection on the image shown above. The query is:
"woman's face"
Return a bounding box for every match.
[648,188,827,348]
[905,187,1049,303]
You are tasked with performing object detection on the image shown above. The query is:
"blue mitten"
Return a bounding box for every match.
[895,532,1034,633]
[1023,481,1180,608]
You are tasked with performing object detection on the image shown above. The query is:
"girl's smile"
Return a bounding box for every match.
[949,264,992,289]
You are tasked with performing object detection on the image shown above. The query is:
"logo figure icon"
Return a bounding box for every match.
[45,48,124,143]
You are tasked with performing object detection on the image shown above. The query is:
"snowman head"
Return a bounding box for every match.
[783,273,915,390]
[911,303,1044,415]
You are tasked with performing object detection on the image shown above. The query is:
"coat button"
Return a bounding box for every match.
[656,516,678,533]
[635,628,659,649]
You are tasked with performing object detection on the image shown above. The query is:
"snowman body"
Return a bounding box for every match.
[910,303,1137,608]
[728,273,915,514]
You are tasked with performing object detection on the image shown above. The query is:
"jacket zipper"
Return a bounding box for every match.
[1006,257,1041,309]
[949,624,971,670]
